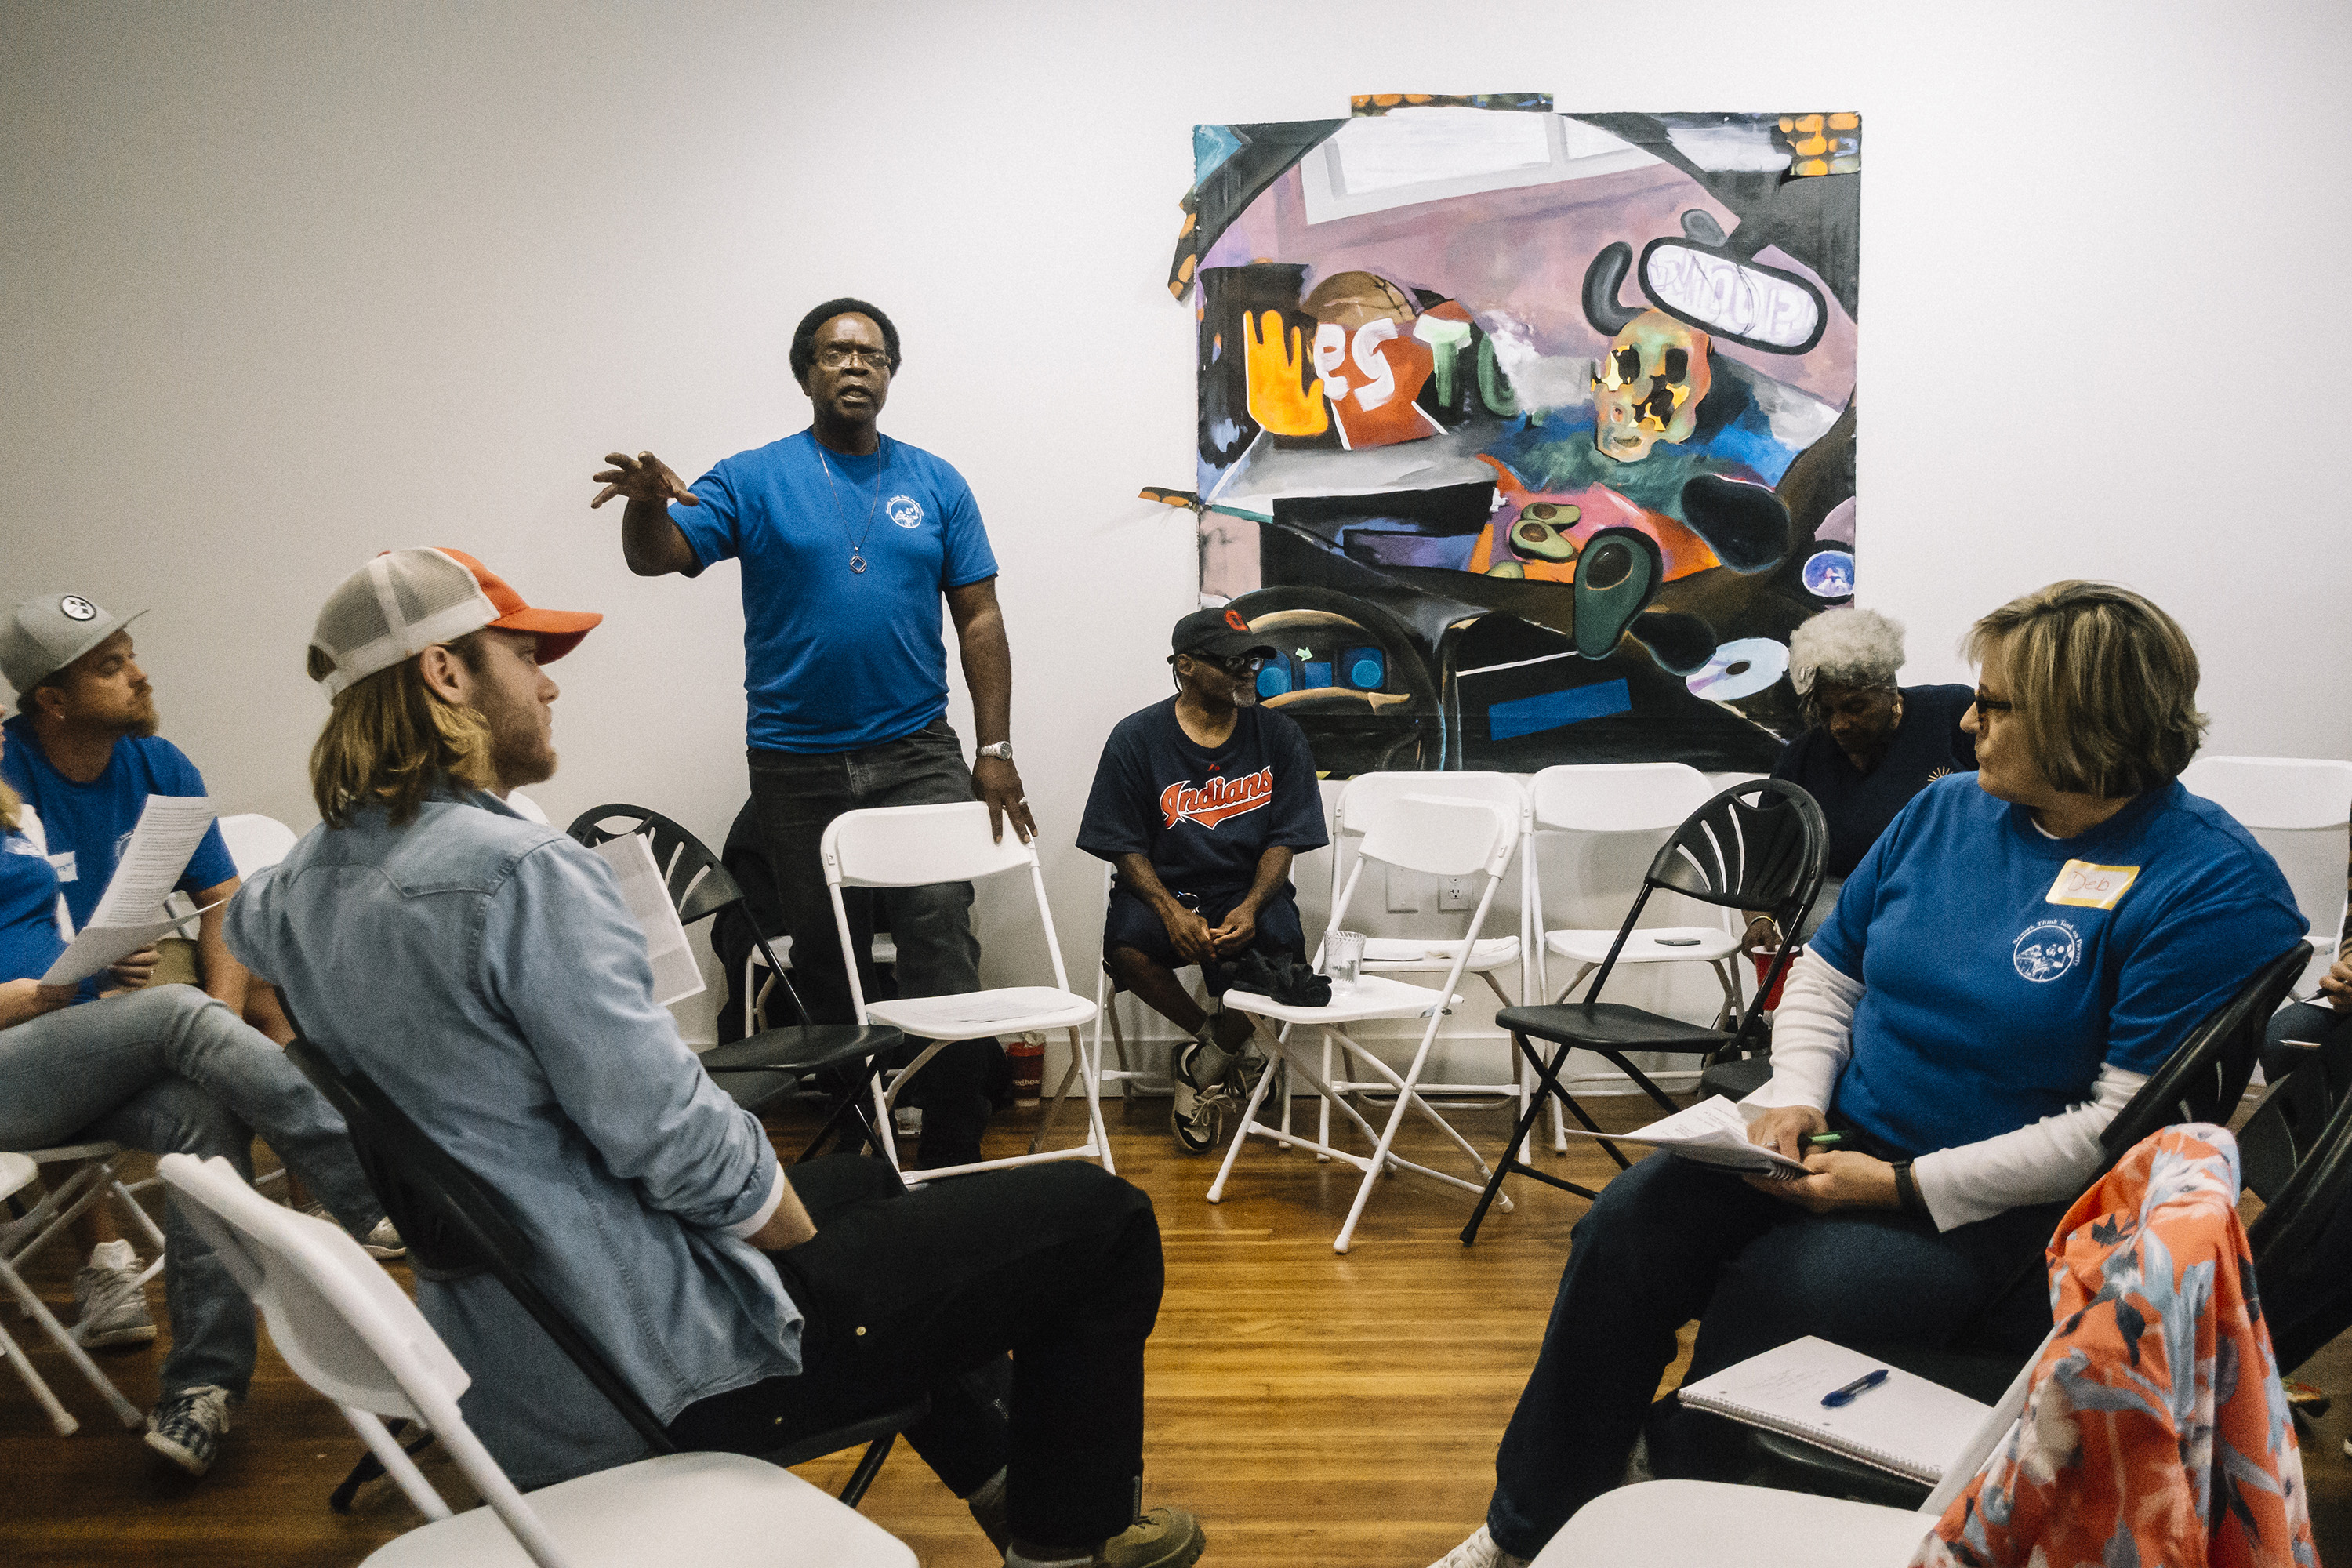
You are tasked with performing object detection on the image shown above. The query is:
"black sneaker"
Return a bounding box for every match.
[1169,1042,1229,1155]
[145,1385,235,1476]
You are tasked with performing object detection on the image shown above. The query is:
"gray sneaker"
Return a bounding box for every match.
[306,1203,406,1261]
[1102,1505,1206,1568]
[71,1259,157,1349]
[145,1385,235,1476]
[1168,1042,1230,1155]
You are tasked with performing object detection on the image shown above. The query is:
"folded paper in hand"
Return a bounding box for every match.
[41,795,221,987]
[1552,1094,1812,1179]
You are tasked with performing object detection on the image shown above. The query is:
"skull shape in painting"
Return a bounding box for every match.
[1592,308,1712,463]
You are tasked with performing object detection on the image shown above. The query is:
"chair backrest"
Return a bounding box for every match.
[821,802,1074,1022]
[1529,761,1716,833]
[2237,1023,2352,1207]
[1353,796,1516,880]
[1334,771,1528,842]
[158,1153,579,1568]
[2179,756,2352,986]
[2096,942,2313,1160]
[284,1037,678,1454]
[216,813,299,878]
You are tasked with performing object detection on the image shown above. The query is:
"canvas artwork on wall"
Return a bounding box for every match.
[1153,96,1860,776]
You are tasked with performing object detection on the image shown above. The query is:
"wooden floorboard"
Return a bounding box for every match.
[4,1087,2348,1566]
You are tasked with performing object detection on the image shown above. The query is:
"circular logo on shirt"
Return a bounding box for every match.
[886,495,924,529]
[58,595,97,622]
[2013,919,2082,983]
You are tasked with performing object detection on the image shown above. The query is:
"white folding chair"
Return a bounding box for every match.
[1533,1326,2052,1566]
[155,1154,913,1568]
[1207,794,1518,1253]
[1527,763,1746,1149]
[1318,773,1532,1142]
[0,1152,146,1436]
[2179,755,2352,997]
[822,802,1106,1181]
[216,811,300,874]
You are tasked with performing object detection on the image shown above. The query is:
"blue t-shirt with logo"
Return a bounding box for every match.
[0,714,236,931]
[669,430,999,753]
[1076,698,1329,898]
[1808,774,2304,1157]
[0,825,68,985]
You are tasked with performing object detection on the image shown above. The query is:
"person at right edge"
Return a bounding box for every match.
[592,297,1025,1170]
[1424,581,2306,1568]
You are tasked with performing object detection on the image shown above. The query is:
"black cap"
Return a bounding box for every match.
[1172,606,1278,660]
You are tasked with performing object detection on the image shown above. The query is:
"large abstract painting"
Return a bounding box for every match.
[1152,97,1860,775]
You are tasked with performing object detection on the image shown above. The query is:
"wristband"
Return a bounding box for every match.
[1891,1159,1929,1220]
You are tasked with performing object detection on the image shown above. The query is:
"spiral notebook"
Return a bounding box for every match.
[1675,1336,1991,1484]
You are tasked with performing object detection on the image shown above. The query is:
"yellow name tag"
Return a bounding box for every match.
[2046,859,2140,910]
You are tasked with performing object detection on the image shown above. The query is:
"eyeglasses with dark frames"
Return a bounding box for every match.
[1179,651,1265,677]
[1970,690,2016,715]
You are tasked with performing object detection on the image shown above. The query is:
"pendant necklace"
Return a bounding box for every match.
[818,436,889,575]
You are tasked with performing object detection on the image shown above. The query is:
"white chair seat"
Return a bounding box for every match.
[865,986,1097,1041]
[1533,1478,1932,1566]
[363,1452,914,1567]
[1361,937,1520,971]
[1544,926,1740,964]
[1225,975,1463,1025]
[0,1154,34,1203]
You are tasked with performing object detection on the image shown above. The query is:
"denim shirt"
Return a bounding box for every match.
[226,789,798,1486]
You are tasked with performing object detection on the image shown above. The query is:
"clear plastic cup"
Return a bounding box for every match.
[1323,929,1366,989]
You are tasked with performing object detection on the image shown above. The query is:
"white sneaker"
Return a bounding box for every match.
[303,1203,406,1260]
[72,1243,156,1348]
[146,1384,235,1476]
[1427,1524,1530,1568]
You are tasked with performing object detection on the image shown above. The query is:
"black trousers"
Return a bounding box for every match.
[668,1156,1163,1549]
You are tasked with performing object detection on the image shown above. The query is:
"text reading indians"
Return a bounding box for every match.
[1161,768,1276,830]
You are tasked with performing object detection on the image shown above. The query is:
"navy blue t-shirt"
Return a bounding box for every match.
[1077,698,1328,897]
[0,824,67,985]
[669,430,999,753]
[1771,684,1976,878]
[1809,774,2305,1157]
[0,714,235,931]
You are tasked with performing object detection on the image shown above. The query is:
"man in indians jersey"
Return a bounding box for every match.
[1077,609,1329,1152]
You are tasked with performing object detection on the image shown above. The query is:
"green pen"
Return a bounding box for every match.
[1802,1131,1846,1150]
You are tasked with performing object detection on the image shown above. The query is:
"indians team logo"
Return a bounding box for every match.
[1161,767,1275,830]
[2013,919,2082,983]
[886,495,924,528]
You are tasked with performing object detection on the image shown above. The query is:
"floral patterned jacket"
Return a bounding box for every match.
[1913,1123,2315,1568]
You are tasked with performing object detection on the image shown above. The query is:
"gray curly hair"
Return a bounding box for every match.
[1787,608,1905,697]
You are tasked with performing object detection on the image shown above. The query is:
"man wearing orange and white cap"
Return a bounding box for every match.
[230,547,1198,1568]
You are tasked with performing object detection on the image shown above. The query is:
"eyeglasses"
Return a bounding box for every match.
[1181,651,1265,677]
[814,346,891,371]
[1970,690,2016,716]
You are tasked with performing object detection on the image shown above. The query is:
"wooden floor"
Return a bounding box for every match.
[5,1088,2350,1566]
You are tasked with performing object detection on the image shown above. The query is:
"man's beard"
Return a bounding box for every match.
[477,690,556,791]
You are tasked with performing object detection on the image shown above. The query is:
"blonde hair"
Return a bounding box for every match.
[310,637,496,828]
[1965,581,2205,798]
[0,778,19,834]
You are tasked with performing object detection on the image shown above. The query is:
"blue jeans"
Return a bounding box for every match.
[747,717,1002,1167]
[1484,1151,2060,1557]
[0,985,384,1400]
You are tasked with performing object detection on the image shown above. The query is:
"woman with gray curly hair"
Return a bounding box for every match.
[1747,608,1976,949]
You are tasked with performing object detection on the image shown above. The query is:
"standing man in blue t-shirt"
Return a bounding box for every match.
[591,299,1029,1169]
[1077,609,1330,1153]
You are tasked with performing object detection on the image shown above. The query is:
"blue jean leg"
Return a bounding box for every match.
[1483,1152,2056,1558]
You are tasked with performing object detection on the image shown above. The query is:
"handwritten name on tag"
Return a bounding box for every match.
[2046,859,2140,911]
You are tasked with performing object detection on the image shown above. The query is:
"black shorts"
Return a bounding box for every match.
[1102,886,1307,996]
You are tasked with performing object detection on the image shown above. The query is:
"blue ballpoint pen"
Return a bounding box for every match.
[1820,1368,1891,1407]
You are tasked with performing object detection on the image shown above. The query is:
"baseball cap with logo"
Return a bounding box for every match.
[1170,605,1277,661]
[307,548,604,698]
[1,592,149,699]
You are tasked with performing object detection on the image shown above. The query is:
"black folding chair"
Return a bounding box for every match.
[1461,779,1827,1242]
[285,1037,923,1511]
[1740,940,2313,1507]
[568,804,902,1159]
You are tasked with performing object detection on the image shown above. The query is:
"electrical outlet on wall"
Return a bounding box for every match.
[1438,875,1475,911]
[1388,866,1420,913]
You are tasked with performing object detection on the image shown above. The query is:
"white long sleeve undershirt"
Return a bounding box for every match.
[1756,950,2147,1231]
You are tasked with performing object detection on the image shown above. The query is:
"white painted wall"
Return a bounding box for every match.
[6,2,2349,1058]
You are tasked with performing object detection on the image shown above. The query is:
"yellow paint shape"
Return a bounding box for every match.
[2046,860,2142,911]
[1796,113,1824,132]
[1829,112,1860,130]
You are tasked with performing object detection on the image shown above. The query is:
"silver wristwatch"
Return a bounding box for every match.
[976,741,1014,762]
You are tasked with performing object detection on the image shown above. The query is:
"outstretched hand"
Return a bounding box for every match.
[591,450,699,511]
